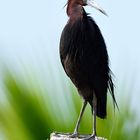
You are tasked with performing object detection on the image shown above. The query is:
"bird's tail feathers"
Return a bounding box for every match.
[89,96,107,119]
[89,71,119,118]
[108,72,119,110]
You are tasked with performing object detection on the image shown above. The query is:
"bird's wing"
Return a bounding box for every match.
[59,28,70,77]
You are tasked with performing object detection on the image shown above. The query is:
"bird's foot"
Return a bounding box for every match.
[83,134,96,140]
[68,132,79,138]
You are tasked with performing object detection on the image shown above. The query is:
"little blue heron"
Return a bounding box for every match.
[59,0,118,139]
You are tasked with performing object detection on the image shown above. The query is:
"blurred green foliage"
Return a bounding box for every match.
[0,71,140,140]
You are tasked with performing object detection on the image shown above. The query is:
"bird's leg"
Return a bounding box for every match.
[84,94,97,140]
[69,100,87,138]
[92,95,97,137]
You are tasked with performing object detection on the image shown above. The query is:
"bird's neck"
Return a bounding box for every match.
[67,3,83,23]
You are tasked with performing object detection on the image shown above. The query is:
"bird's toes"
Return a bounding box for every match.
[83,134,96,140]
[68,132,79,138]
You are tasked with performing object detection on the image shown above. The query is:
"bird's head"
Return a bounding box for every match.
[67,0,107,16]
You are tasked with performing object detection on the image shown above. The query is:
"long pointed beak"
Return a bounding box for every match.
[87,0,108,16]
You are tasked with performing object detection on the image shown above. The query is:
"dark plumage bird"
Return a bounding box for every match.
[59,0,117,139]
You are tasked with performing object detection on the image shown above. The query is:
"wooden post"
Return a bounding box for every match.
[50,132,107,140]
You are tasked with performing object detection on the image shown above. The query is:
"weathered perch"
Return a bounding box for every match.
[50,132,107,140]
